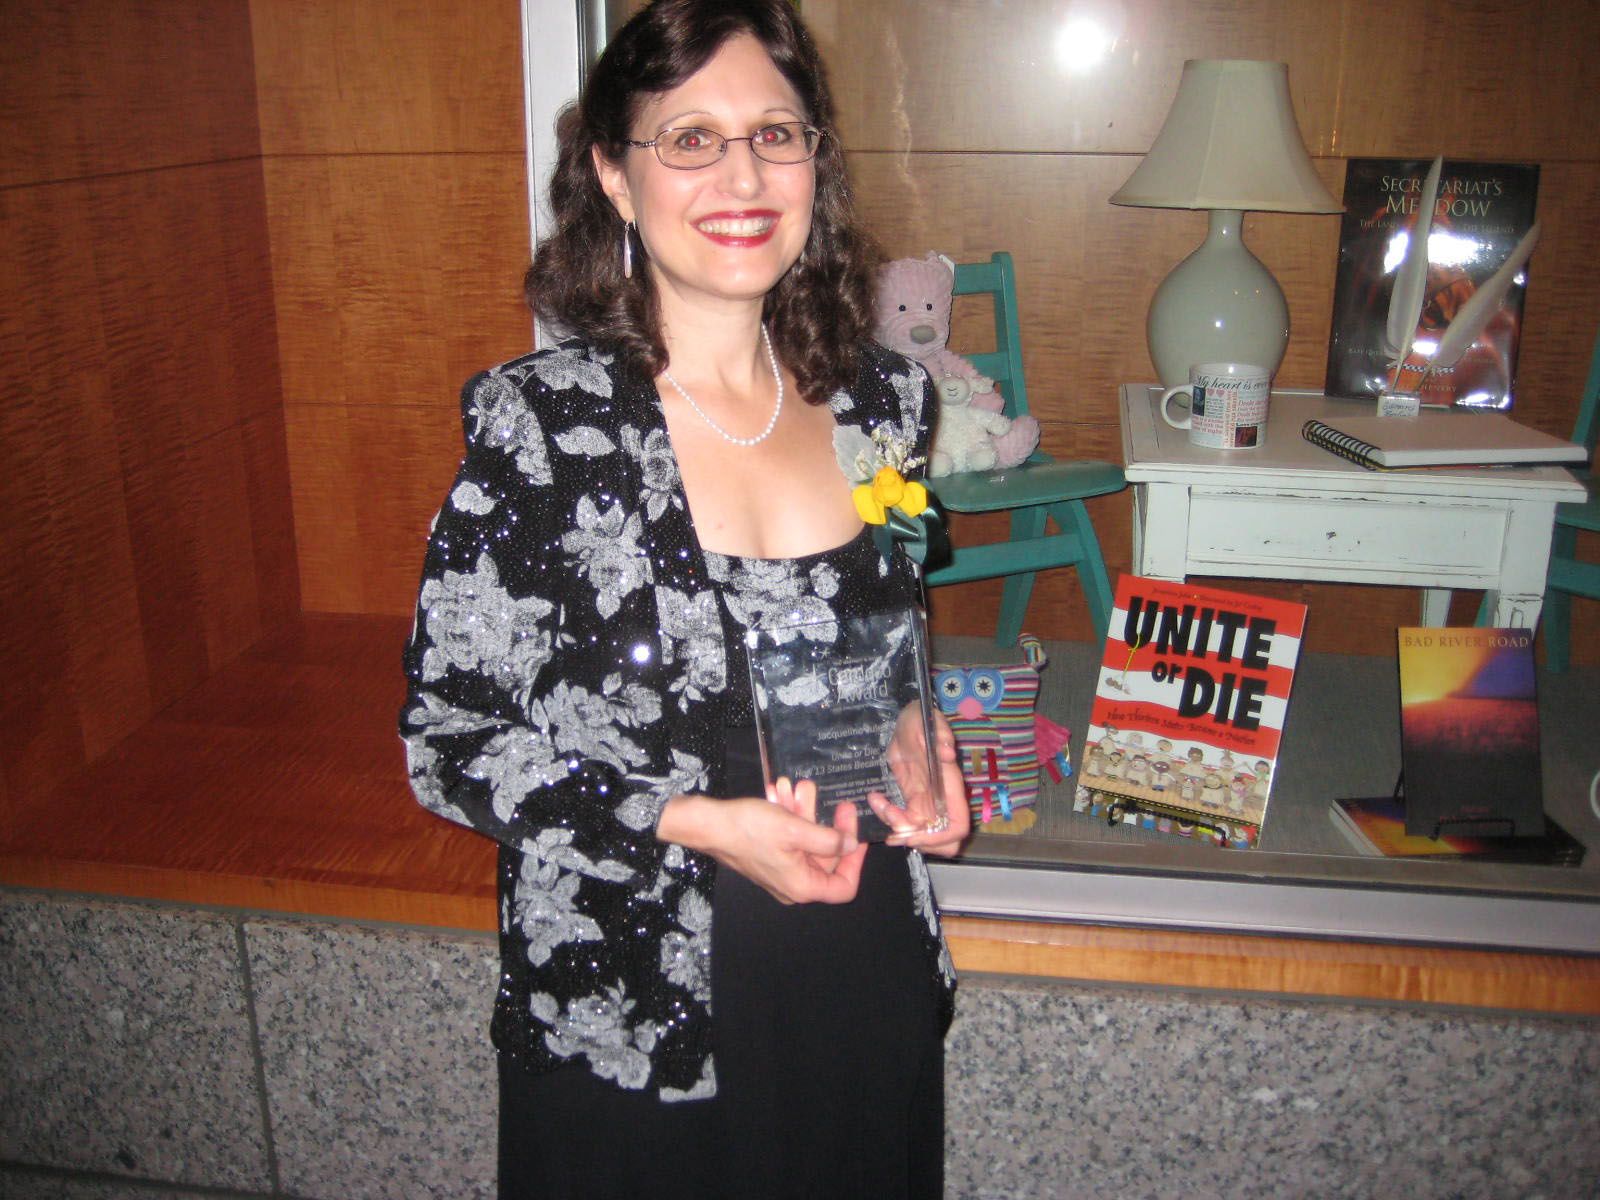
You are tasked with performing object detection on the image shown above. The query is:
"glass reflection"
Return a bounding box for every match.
[1053,7,1121,74]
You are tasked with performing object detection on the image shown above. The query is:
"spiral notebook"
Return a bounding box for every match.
[1301,411,1585,470]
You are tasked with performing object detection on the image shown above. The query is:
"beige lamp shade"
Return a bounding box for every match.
[1112,59,1339,386]
[1110,60,1339,214]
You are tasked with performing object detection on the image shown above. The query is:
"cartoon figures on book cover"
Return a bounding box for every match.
[1074,576,1307,847]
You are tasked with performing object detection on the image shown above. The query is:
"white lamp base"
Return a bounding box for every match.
[1147,209,1289,388]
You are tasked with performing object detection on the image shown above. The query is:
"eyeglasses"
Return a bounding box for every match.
[626,122,825,170]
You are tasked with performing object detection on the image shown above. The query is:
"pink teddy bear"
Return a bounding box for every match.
[873,252,1039,476]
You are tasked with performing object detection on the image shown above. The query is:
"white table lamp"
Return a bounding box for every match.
[1111,60,1341,387]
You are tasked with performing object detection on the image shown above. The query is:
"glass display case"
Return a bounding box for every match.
[929,636,1600,954]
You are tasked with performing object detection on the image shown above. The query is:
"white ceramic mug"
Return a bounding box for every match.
[1160,363,1272,449]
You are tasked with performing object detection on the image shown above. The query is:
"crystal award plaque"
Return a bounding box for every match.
[747,604,947,842]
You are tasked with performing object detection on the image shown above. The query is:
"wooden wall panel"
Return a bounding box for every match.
[84,166,293,704]
[250,0,526,155]
[811,0,1342,156]
[1331,0,1600,159]
[1512,163,1600,434]
[264,153,533,612]
[827,0,1600,663]
[252,0,532,615]
[242,409,305,635]
[2,186,149,807]
[811,0,1600,160]
[0,0,259,186]
[13,166,296,731]
[286,399,463,615]
[0,0,292,816]
[266,155,533,414]
[0,240,99,813]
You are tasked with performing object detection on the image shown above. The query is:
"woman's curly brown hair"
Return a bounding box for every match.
[523,0,880,404]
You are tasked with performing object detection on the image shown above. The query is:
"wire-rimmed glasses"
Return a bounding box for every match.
[626,122,825,170]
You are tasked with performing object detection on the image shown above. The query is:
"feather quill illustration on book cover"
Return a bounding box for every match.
[1325,158,1540,409]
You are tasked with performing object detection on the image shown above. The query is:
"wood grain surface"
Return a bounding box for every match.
[0,615,496,927]
[0,0,259,187]
[250,0,526,156]
[942,916,1600,1016]
[1,158,292,815]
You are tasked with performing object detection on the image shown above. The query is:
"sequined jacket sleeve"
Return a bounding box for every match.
[399,344,716,884]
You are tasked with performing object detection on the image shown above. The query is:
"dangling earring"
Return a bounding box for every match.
[622,220,634,279]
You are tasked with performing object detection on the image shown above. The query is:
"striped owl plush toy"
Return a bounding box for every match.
[932,635,1071,834]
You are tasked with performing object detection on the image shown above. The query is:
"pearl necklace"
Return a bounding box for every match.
[661,326,784,447]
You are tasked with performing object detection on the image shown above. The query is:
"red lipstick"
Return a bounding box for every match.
[693,209,781,247]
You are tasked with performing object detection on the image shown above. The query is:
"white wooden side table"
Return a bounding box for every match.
[1119,385,1588,627]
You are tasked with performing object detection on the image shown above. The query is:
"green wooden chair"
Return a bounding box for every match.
[922,252,1126,644]
[1541,324,1600,672]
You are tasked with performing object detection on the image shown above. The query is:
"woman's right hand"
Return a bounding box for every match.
[657,783,866,905]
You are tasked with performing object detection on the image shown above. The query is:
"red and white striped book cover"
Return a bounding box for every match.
[1075,575,1307,847]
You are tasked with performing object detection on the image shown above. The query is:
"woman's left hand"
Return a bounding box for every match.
[869,706,970,857]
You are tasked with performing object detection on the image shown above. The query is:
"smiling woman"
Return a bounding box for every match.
[525,0,878,406]
[594,33,817,320]
[402,1,969,1197]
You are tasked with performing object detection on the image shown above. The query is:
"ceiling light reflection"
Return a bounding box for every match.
[1054,14,1117,74]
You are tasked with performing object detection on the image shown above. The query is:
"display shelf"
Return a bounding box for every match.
[3,615,1596,1015]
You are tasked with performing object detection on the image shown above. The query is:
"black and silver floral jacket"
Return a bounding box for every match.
[400,338,956,1101]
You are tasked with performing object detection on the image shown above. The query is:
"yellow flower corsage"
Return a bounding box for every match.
[835,422,945,568]
[853,466,928,525]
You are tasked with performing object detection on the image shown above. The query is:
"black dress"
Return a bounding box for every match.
[499,527,945,1200]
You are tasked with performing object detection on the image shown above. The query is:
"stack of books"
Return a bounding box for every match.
[1330,793,1584,865]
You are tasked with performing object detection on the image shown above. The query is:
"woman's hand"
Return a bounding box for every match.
[869,706,970,857]
[657,784,867,905]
